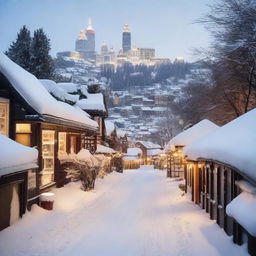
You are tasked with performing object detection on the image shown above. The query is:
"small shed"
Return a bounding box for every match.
[165,120,219,178]
[0,134,38,231]
[135,141,162,165]
[124,147,142,169]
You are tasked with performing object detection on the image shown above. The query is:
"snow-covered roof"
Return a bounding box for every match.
[137,141,161,149]
[0,53,97,130]
[166,120,219,151]
[0,134,38,176]
[40,79,80,105]
[185,109,256,182]
[147,149,162,156]
[96,144,116,154]
[57,82,78,94]
[126,147,142,156]
[105,120,116,136]
[76,93,106,112]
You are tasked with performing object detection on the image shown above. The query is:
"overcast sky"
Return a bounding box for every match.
[0,0,212,61]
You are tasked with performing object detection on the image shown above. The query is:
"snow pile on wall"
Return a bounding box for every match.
[185,109,256,182]
[76,93,106,112]
[0,134,38,176]
[96,144,116,154]
[226,189,256,237]
[166,120,219,151]
[0,53,97,129]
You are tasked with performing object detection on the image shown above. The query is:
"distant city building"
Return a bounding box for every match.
[122,24,131,53]
[151,58,171,65]
[75,30,88,52]
[101,41,108,54]
[96,41,116,66]
[85,17,96,59]
[138,48,155,60]
[174,57,185,63]
[74,18,96,61]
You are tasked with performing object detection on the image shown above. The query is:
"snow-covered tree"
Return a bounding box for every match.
[200,0,256,115]
[30,28,54,79]
[6,25,31,71]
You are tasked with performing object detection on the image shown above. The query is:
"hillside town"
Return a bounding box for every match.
[1,0,256,256]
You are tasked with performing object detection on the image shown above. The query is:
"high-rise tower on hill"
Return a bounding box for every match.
[122,24,131,54]
[85,17,95,58]
[75,18,96,60]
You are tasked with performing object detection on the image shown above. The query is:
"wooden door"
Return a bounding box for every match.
[0,183,20,231]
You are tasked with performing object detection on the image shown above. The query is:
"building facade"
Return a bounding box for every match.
[122,24,131,53]
[75,18,96,60]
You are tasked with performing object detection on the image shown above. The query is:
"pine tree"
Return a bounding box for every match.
[6,25,31,71]
[30,28,54,79]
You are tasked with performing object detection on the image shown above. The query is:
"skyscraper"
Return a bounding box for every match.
[85,17,96,59]
[122,24,131,54]
[75,30,87,52]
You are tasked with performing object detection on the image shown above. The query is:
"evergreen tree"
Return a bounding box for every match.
[6,25,31,71]
[30,28,54,79]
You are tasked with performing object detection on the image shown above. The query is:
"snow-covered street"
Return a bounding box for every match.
[0,166,247,256]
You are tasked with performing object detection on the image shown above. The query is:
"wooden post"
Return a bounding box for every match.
[194,163,200,204]
[248,233,256,256]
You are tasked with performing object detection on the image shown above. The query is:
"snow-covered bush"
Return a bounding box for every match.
[59,149,112,190]
[94,154,112,178]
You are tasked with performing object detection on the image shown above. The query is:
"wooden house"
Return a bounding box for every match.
[0,134,38,230]
[123,147,142,169]
[135,141,162,165]
[40,80,108,146]
[0,53,98,200]
[75,88,107,145]
[184,109,256,256]
[165,120,219,178]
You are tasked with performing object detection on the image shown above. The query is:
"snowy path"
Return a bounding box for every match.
[0,166,247,256]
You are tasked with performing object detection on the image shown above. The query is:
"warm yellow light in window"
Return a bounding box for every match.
[16,123,31,133]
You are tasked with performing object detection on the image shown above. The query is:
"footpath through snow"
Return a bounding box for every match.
[0,166,248,256]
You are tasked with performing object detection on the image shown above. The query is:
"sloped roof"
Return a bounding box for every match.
[0,52,97,130]
[137,141,161,149]
[166,119,219,151]
[0,134,38,176]
[185,109,256,182]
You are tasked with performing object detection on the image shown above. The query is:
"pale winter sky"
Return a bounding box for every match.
[0,0,212,62]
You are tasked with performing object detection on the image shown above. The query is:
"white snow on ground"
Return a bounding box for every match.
[0,166,247,256]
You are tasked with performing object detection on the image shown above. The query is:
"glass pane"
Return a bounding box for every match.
[0,101,9,136]
[58,132,66,158]
[16,123,31,133]
[41,130,55,186]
